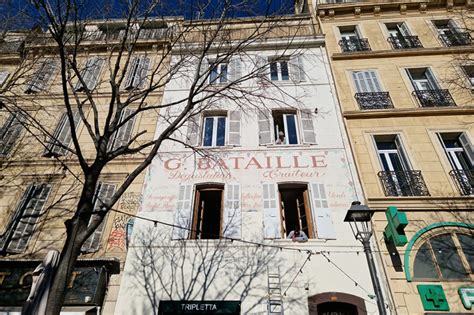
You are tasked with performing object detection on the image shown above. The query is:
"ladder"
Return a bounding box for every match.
[267,267,284,315]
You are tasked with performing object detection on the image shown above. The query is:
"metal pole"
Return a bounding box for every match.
[363,240,387,315]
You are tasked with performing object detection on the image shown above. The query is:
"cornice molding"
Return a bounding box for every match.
[343,106,474,119]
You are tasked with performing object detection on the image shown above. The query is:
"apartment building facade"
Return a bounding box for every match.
[0,21,167,313]
[115,14,384,315]
[316,0,473,313]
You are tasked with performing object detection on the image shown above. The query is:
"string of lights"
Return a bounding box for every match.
[283,252,312,296]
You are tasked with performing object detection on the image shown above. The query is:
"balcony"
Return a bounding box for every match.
[439,32,472,47]
[355,92,394,110]
[339,38,371,52]
[378,170,430,197]
[388,35,423,49]
[450,169,473,196]
[412,89,456,107]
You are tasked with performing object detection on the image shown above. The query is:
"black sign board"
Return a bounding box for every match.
[159,301,241,315]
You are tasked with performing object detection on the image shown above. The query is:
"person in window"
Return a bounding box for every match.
[275,131,286,144]
[287,226,308,242]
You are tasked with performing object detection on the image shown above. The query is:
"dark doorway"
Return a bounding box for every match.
[317,302,358,315]
[192,186,223,239]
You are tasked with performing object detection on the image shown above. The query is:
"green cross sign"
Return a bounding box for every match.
[417,285,449,311]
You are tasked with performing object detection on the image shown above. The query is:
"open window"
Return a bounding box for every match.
[272,110,299,145]
[278,184,314,239]
[191,184,224,239]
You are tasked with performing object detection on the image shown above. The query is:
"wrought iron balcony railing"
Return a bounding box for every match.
[339,38,371,52]
[412,89,456,107]
[388,35,423,49]
[355,92,394,110]
[378,170,430,197]
[439,32,472,47]
[450,169,473,196]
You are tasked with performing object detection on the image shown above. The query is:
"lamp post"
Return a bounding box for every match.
[344,201,387,315]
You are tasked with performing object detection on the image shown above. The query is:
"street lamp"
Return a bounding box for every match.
[344,201,387,315]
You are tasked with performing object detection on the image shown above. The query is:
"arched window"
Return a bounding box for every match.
[413,232,473,280]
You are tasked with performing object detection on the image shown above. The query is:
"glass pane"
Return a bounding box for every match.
[280,61,289,81]
[458,234,474,273]
[209,65,218,84]
[220,64,228,83]
[216,117,226,146]
[413,243,439,279]
[389,152,404,171]
[270,62,278,81]
[203,117,214,146]
[379,154,390,172]
[431,234,468,279]
[285,115,298,144]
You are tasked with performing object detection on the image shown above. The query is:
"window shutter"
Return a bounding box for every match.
[289,55,305,83]
[0,112,24,157]
[229,57,242,83]
[26,60,56,93]
[425,68,439,89]
[172,185,194,239]
[227,111,241,146]
[137,56,151,89]
[300,110,316,144]
[399,23,411,36]
[394,135,411,170]
[258,110,272,145]
[86,57,104,90]
[110,108,135,151]
[310,183,336,239]
[262,183,281,239]
[46,110,81,157]
[352,71,381,93]
[0,71,10,86]
[185,114,200,146]
[124,57,139,89]
[6,184,52,253]
[223,183,241,239]
[255,56,267,84]
[459,133,474,166]
[82,182,116,252]
[406,69,417,91]
[197,58,209,87]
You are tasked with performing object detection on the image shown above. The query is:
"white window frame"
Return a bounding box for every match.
[269,58,290,81]
[201,115,227,147]
[209,61,228,84]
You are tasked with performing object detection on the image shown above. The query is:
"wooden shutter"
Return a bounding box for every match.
[197,58,209,87]
[124,57,139,89]
[26,60,56,93]
[459,133,474,166]
[0,71,9,86]
[0,112,24,157]
[46,110,81,157]
[82,182,116,252]
[262,183,281,239]
[227,111,241,146]
[255,56,267,84]
[289,55,305,83]
[352,71,381,93]
[300,110,316,144]
[172,184,194,239]
[85,57,104,90]
[222,183,241,239]
[310,183,336,239]
[258,110,272,145]
[110,108,135,151]
[185,114,200,146]
[229,57,242,82]
[137,56,151,89]
[7,184,52,253]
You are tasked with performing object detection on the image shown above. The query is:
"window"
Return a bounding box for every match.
[0,183,52,253]
[124,55,150,90]
[209,61,228,84]
[407,68,456,107]
[185,111,240,147]
[385,22,422,49]
[407,68,439,91]
[44,110,81,157]
[172,183,241,240]
[108,108,135,151]
[413,232,473,280]
[270,58,289,81]
[338,26,370,52]
[75,57,104,91]
[81,182,116,252]
[258,109,315,145]
[438,132,473,195]
[352,70,382,93]
[461,65,474,89]
[202,115,226,147]
[0,71,9,87]
[352,70,393,110]
[0,112,24,157]
[375,135,410,174]
[433,19,471,47]
[262,183,336,239]
[25,59,57,94]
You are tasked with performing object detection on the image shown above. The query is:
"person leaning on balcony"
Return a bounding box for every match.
[275,131,286,144]
[287,226,308,242]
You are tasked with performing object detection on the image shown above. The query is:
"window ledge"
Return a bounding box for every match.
[265,144,313,148]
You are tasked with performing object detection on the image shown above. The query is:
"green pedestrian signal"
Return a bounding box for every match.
[383,206,408,246]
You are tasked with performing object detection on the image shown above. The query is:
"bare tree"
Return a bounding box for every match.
[0,0,312,313]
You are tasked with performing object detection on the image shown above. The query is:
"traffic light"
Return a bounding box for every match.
[384,206,408,246]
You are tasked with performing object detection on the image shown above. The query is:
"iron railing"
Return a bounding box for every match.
[449,169,473,196]
[439,32,472,47]
[378,170,430,196]
[355,92,394,110]
[339,38,371,52]
[412,89,456,107]
[388,35,423,49]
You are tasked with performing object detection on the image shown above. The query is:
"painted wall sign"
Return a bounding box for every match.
[158,301,241,314]
[417,285,449,311]
[459,287,474,310]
